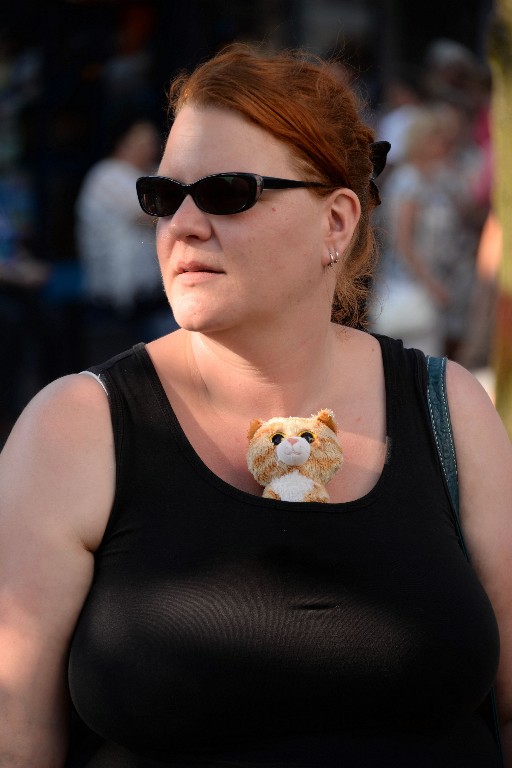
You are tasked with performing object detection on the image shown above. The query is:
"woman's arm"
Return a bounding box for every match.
[0,375,115,767]
[447,361,512,765]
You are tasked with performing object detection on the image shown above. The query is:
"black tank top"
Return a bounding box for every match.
[66,335,500,767]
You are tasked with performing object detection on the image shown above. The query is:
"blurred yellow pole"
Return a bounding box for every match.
[489,0,512,438]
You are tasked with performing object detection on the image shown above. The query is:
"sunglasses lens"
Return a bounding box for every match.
[195,174,256,214]
[137,177,184,216]
[137,174,259,216]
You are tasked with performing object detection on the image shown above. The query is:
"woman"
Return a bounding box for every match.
[1,44,511,768]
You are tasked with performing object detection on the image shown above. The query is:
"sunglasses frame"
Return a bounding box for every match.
[136,172,329,217]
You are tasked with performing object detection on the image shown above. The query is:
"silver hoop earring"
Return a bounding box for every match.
[328,249,339,268]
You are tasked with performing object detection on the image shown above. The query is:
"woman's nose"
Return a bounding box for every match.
[166,194,212,240]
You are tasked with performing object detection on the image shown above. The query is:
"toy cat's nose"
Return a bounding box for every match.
[288,437,299,445]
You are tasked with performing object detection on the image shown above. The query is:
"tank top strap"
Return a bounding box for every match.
[86,343,179,537]
[87,342,171,427]
[374,334,435,467]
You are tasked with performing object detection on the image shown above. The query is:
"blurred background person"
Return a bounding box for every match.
[422,37,486,118]
[376,62,426,172]
[370,103,486,360]
[75,113,177,364]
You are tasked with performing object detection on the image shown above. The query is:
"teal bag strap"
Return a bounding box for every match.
[426,356,458,508]
[425,355,466,557]
[425,354,504,766]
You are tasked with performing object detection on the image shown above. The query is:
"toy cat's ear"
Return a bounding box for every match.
[248,419,263,441]
[316,409,338,434]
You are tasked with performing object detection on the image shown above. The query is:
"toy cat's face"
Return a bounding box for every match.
[247,409,343,487]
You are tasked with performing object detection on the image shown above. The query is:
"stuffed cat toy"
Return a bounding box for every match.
[247,409,343,503]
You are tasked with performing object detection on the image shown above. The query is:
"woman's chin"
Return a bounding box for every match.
[170,305,229,335]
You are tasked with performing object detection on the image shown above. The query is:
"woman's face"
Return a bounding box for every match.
[155,104,333,336]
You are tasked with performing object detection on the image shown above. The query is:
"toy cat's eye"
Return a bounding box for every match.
[271,433,284,445]
[300,431,315,443]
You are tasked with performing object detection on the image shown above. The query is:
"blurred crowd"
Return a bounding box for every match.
[0,11,177,446]
[369,38,496,374]
[0,30,499,446]
[0,29,51,443]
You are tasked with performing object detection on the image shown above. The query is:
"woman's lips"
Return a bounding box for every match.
[177,260,222,274]
[176,261,224,283]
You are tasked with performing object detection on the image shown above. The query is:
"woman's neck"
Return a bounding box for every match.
[185,321,348,421]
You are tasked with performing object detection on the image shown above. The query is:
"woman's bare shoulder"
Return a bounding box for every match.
[445,360,505,443]
[0,372,115,551]
[445,360,511,499]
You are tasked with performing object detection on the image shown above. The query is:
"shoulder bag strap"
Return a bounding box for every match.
[425,355,466,556]
[426,354,504,766]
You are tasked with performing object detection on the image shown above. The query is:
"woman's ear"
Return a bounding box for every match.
[324,188,361,256]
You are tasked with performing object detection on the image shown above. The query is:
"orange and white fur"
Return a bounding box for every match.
[247,409,343,503]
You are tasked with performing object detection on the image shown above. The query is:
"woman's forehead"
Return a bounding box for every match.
[161,104,298,179]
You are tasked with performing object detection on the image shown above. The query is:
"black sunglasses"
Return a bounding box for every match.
[136,172,329,217]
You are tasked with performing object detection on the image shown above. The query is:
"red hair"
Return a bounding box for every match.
[168,44,379,327]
